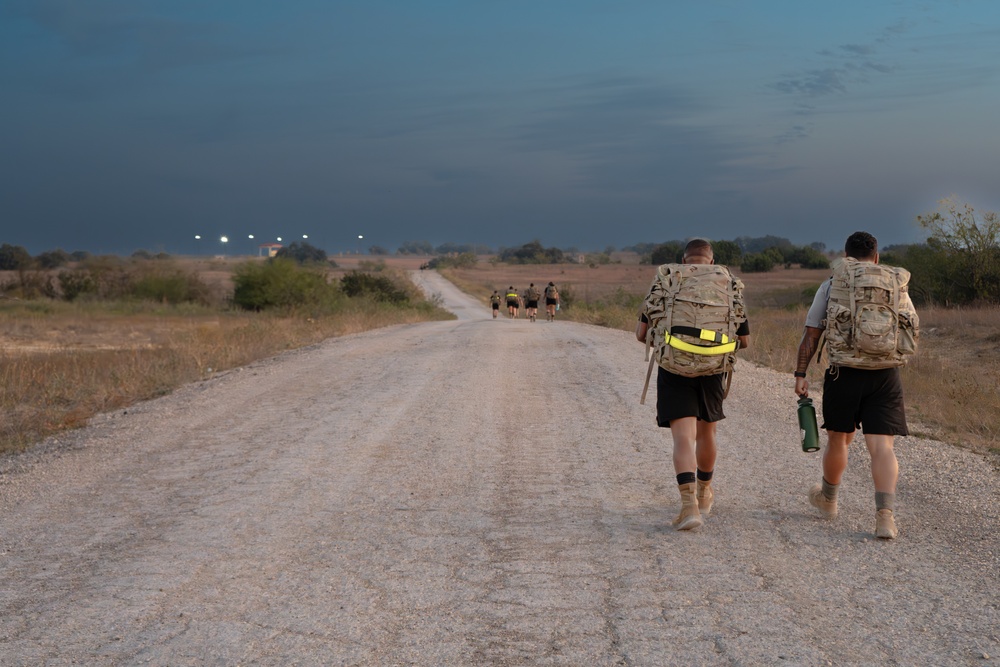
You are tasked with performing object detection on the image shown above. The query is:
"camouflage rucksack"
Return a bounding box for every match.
[640,263,746,404]
[823,258,918,369]
[526,285,541,300]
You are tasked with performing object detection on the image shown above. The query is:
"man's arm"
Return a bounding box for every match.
[794,326,823,397]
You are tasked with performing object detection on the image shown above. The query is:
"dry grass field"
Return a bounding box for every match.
[0,258,450,454]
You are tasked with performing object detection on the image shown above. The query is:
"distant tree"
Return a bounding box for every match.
[735,235,793,254]
[70,250,91,262]
[788,246,830,269]
[741,251,780,273]
[649,241,683,265]
[916,197,1000,302]
[397,240,434,255]
[131,249,154,260]
[711,240,742,266]
[603,245,616,255]
[498,240,565,264]
[35,248,72,269]
[809,241,826,253]
[368,245,390,256]
[0,243,34,270]
[275,241,328,265]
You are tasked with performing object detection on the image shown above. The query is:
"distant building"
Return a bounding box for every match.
[258,243,283,257]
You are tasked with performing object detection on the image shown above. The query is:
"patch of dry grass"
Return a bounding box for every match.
[0,290,451,455]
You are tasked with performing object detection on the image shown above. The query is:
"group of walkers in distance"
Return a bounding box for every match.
[490,282,560,322]
[636,231,917,540]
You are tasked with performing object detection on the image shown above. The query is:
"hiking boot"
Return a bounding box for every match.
[696,479,714,516]
[673,482,703,531]
[808,483,838,518]
[875,509,898,539]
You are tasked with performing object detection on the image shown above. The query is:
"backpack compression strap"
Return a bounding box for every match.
[665,326,739,355]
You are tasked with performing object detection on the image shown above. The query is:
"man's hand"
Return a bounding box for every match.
[795,376,809,398]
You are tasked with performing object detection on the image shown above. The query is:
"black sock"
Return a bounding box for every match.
[676,472,696,485]
[696,469,714,482]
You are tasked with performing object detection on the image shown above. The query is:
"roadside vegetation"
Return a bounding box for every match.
[0,249,450,454]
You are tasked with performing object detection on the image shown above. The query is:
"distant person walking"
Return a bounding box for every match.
[490,290,502,319]
[636,239,749,531]
[794,231,919,540]
[544,282,560,322]
[505,286,520,319]
[524,283,541,322]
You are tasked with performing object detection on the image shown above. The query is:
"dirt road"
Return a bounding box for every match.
[1,271,997,666]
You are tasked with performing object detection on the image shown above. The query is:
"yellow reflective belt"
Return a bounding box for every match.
[665,332,737,355]
[698,330,730,344]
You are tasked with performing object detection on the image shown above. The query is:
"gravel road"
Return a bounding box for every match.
[1,270,997,666]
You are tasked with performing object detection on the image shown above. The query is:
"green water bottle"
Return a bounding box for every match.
[798,397,820,452]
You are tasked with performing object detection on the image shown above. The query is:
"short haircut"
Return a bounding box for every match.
[683,238,714,259]
[845,232,878,259]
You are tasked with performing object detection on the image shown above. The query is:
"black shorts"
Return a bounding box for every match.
[526,300,538,309]
[655,367,726,428]
[506,300,518,307]
[822,366,908,435]
[546,298,558,306]
[492,303,500,310]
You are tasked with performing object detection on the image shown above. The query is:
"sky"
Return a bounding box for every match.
[1,0,999,256]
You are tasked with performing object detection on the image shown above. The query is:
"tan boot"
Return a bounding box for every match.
[808,483,838,518]
[875,509,898,539]
[696,479,714,516]
[673,482,703,531]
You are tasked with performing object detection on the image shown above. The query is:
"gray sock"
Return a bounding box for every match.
[875,492,895,512]
[822,478,839,502]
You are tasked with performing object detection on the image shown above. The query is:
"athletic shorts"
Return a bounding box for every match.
[655,367,726,428]
[506,300,518,307]
[822,366,908,435]
[492,303,500,310]
[546,298,558,306]
[526,299,538,309]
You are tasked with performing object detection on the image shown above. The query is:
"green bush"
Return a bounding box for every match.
[340,271,409,303]
[58,270,98,301]
[232,259,340,311]
[741,252,777,273]
[130,271,212,305]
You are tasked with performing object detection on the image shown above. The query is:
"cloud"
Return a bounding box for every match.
[773,68,849,97]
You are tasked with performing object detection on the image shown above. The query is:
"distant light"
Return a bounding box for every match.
[358,235,364,240]
[302,234,308,239]
[276,237,282,242]
[220,236,229,243]
[248,234,254,240]
[194,235,202,240]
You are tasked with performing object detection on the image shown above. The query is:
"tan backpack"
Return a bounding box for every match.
[823,258,919,369]
[640,263,746,404]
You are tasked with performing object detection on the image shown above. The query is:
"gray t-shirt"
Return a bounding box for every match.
[805,279,832,329]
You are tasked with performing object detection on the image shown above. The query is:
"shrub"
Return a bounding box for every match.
[741,252,777,273]
[130,271,212,305]
[340,271,409,303]
[58,270,98,301]
[232,258,340,311]
[275,241,328,265]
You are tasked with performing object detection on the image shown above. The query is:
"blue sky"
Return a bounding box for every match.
[2,0,999,255]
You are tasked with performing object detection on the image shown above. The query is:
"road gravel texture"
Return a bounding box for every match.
[1,270,997,666]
